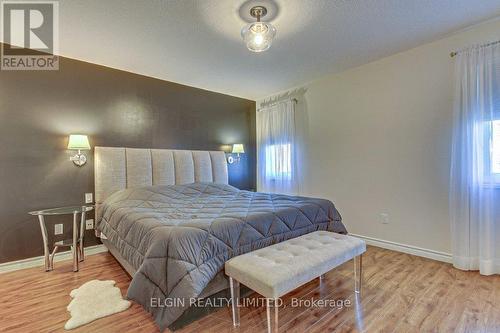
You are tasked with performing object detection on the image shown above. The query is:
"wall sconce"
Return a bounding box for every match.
[227,144,244,164]
[68,134,91,166]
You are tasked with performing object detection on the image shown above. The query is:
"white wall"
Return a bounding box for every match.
[260,18,500,255]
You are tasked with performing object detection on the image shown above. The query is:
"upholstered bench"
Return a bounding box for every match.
[224,231,366,333]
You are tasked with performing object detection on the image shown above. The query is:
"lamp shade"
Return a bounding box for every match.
[68,135,90,150]
[241,21,276,52]
[232,144,244,154]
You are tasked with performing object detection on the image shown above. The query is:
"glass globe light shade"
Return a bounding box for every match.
[241,21,276,52]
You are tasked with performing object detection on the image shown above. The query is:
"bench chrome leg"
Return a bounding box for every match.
[266,299,271,333]
[274,299,279,333]
[229,277,240,327]
[266,298,279,333]
[354,254,362,294]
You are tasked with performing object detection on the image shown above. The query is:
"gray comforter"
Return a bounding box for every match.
[98,183,346,331]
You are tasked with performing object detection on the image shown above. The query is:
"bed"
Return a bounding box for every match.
[94,147,347,331]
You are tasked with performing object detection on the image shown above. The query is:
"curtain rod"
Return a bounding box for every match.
[257,97,298,111]
[450,39,500,57]
[258,87,306,111]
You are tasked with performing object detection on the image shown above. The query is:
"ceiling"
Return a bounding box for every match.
[23,1,500,99]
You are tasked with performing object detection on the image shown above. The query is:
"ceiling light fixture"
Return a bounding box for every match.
[241,6,276,53]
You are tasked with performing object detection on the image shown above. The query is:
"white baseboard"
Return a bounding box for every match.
[350,233,452,263]
[0,244,108,274]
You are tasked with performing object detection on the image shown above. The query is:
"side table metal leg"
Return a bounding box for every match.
[50,246,59,267]
[37,215,52,271]
[79,208,85,262]
[72,212,78,272]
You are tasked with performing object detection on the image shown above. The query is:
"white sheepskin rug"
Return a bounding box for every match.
[65,280,131,330]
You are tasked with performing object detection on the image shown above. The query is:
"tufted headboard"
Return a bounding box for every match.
[94,147,228,223]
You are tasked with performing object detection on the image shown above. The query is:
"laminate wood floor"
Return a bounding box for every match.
[1,246,499,333]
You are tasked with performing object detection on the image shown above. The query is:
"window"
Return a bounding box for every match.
[482,119,500,185]
[492,120,500,174]
[265,143,291,180]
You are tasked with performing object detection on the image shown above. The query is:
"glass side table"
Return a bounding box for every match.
[29,205,93,272]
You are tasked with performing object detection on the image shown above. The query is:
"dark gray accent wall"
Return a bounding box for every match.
[0,47,256,264]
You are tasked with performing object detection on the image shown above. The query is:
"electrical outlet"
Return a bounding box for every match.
[54,224,63,235]
[85,193,93,204]
[85,219,94,230]
[380,213,390,224]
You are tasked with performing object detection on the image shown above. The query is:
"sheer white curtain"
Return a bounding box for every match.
[257,99,300,194]
[450,43,500,275]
